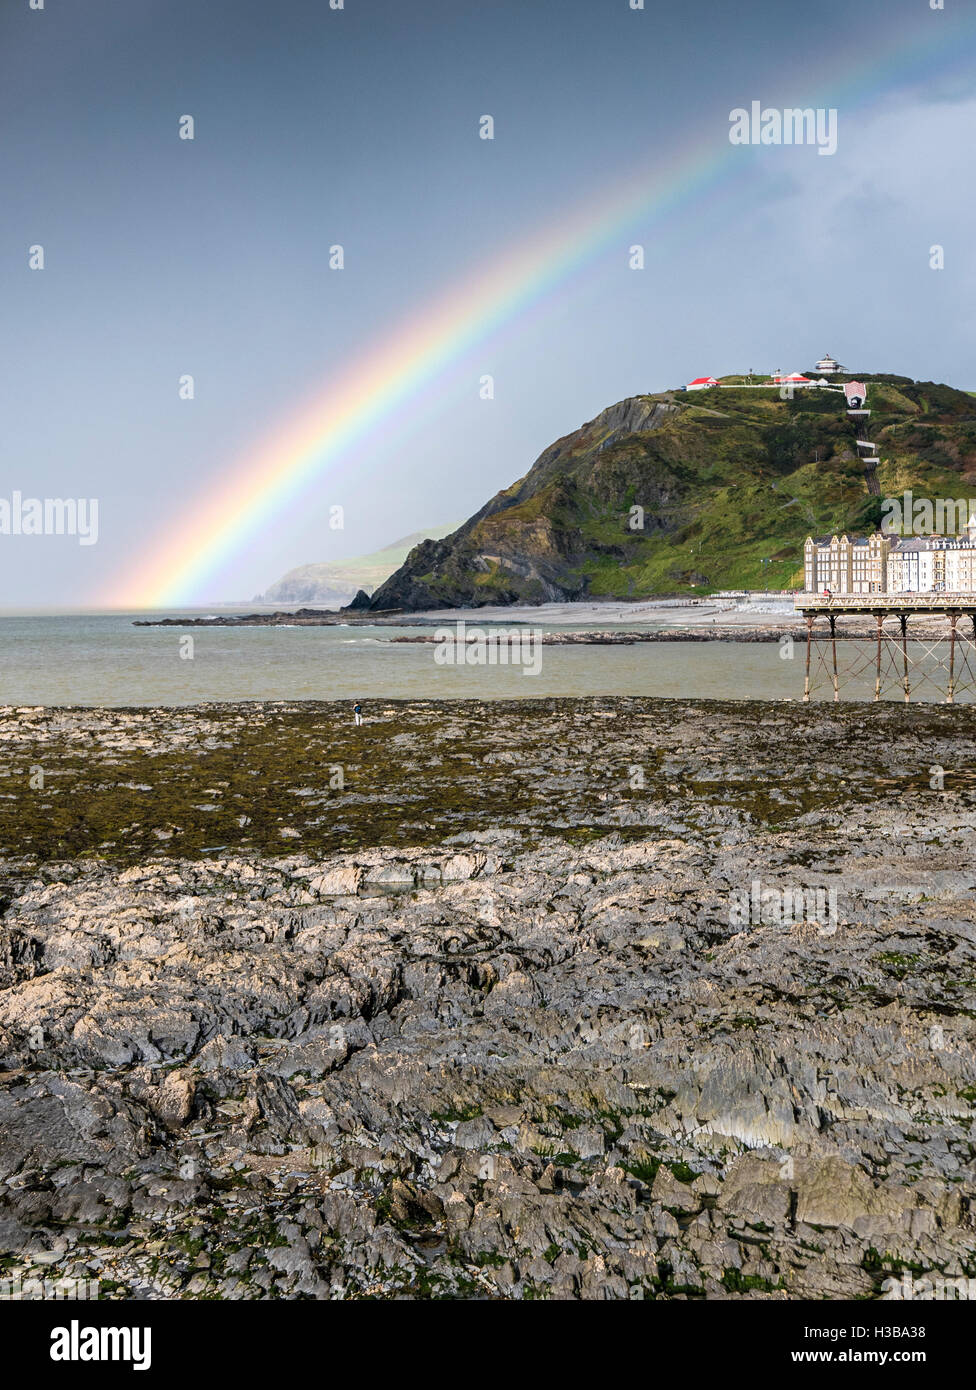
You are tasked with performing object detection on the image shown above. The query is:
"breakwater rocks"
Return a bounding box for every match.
[134,609,349,627]
[136,614,802,641]
[133,616,959,642]
[1,699,976,1300]
[391,628,803,644]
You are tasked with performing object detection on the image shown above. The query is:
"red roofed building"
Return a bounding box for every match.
[686,376,719,391]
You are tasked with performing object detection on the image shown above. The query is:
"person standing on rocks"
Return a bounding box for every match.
[353,702,363,727]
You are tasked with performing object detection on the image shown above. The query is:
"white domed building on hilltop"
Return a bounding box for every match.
[815,353,845,374]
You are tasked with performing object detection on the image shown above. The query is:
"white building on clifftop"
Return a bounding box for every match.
[815,353,845,374]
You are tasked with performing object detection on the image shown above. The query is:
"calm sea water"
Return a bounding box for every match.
[0,612,957,706]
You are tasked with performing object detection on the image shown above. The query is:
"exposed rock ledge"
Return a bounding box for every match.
[1,699,974,1300]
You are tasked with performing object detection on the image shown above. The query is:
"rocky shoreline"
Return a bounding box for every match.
[133,607,376,628]
[135,613,803,641]
[2,698,975,1300]
[132,612,960,644]
[133,612,800,642]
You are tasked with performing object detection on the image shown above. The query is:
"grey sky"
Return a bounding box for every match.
[1,0,974,607]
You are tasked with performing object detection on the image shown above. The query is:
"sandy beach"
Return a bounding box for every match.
[401,596,797,628]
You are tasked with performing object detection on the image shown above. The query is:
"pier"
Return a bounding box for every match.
[795,595,976,703]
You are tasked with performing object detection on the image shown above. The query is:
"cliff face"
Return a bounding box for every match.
[368,376,976,610]
[259,526,457,606]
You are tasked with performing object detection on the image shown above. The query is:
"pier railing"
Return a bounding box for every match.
[795,593,976,615]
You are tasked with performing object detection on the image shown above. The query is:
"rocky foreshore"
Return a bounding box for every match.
[2,698,976,1300]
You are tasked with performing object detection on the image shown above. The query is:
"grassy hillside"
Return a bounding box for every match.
[369,375,976,609]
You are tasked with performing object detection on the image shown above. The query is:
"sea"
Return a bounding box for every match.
[0,610,958,706]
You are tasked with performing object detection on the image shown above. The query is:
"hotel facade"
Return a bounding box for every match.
[804,529,976,595]
[803,533,889,595]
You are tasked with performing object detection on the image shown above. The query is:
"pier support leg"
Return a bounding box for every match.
[874,614,883,702]
[900,614,910,703]
[948,614,957,704]
[829,615,839,703]
[803,615,813,702]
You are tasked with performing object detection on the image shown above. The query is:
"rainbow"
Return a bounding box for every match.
[109,12,976,608]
